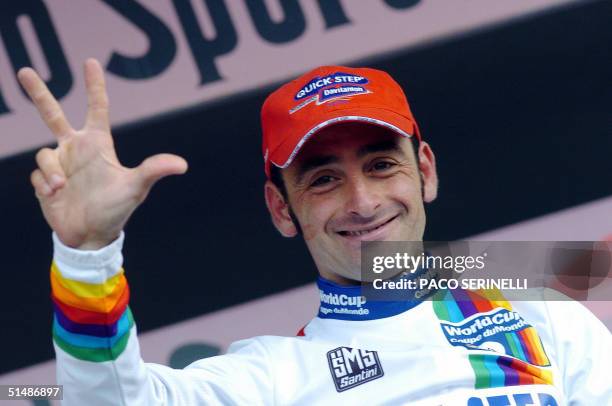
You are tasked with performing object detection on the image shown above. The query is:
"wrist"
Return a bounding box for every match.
[77,236,120,251]
[52,231,125,282]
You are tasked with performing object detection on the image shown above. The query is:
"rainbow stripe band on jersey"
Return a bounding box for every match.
[51,285,129,326]
[50,260,132,362]
[53,301,125,337]
[433,288,553,389]
[50,263,127,312]
[53,308,133,348]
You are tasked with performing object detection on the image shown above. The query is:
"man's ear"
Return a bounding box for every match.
[264,180,298,237]
[417,141,438,203]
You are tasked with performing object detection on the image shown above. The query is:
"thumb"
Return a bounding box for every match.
[136,153,188,190]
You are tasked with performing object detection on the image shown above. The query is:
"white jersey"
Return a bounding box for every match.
[50,233,612,405]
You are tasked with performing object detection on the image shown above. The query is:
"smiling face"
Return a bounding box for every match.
[264,122,438,284]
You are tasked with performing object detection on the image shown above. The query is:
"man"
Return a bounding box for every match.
[20,60,610,405]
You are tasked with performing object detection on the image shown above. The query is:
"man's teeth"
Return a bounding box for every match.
[343,222,385,236]
[346,230,371,236]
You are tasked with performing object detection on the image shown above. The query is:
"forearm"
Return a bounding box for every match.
[50,232,153,405]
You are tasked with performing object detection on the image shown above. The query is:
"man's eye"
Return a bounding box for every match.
[372,161,395,171]
[310,175,335,187]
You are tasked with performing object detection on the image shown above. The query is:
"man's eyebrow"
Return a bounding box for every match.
[356,139,405,157]
[294,155,339,184]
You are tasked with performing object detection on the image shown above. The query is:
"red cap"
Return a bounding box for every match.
[261,66,421,178]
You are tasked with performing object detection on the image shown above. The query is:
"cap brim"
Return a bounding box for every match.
[269,107,419,170]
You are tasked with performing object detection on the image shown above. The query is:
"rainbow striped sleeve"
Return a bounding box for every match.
[50,232,134,362]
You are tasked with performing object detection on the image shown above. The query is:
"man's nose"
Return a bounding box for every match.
[343,176,381,218]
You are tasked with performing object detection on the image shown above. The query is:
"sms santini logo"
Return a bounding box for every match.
[327,346,384,392]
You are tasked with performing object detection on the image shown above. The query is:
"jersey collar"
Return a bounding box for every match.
[317,272,427,321]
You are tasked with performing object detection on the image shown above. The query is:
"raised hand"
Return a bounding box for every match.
[19,59,188,250]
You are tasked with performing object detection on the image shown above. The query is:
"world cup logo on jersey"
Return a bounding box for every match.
[327,346,384,392]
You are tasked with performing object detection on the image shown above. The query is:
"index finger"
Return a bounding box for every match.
[17,67,72,140]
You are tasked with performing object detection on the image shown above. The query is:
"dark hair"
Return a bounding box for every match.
[269,165,302,234]
[269,164,288,200]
